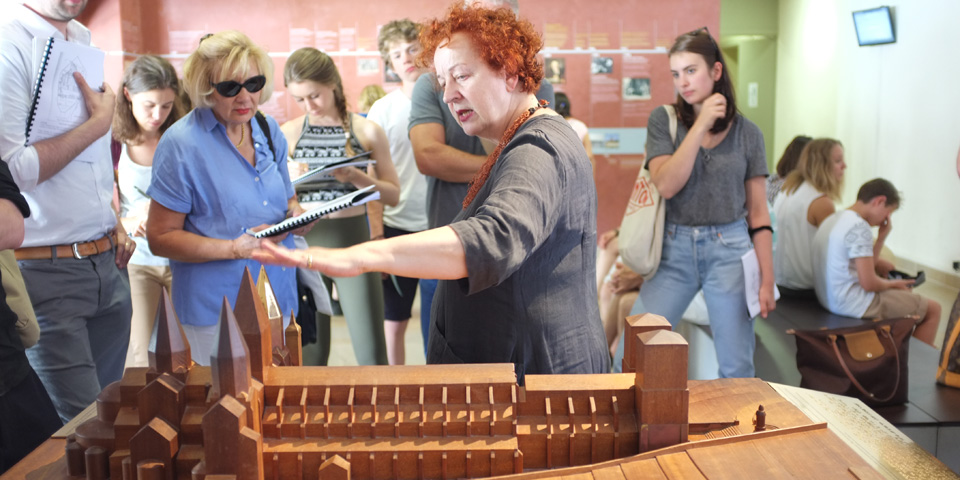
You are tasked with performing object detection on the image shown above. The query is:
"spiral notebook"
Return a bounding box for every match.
[253,185,380,238]
[292,151,374,186]
[26,36,105,146]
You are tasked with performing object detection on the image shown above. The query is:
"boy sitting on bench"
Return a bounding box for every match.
[812,178,941,346]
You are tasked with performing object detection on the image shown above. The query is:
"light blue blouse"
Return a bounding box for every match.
[149,108,298,326]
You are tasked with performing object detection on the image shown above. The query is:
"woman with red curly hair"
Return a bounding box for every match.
[254,2,608,381]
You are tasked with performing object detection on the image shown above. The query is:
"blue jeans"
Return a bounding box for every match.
[616,219,756,378]
[419,279,438,357]
[20,250,131,423]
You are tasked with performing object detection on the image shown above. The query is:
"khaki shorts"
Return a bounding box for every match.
[862,289,928,320]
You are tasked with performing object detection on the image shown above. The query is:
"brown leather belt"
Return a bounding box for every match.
[14,234,115,260]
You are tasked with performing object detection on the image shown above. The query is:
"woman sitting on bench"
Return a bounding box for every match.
[773,138,849,291]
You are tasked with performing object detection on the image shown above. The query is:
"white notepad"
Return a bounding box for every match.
[26,36,105,148]
[292,151,374,186]
[253,185,380,238]
[742,248,781,318]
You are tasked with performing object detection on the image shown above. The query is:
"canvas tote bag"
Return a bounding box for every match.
[618,105,676,280]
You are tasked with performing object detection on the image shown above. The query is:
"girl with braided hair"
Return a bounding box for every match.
[281,47,400,366]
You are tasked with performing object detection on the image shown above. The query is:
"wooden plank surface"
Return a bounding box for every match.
[52,402,97,438]
[0,438,67,479]
[687,378,812,435]
[616,458,667,480]
[655,452,706,480]
[589,465,627,480]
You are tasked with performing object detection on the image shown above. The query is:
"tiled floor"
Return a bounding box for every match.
[913,277,958,348]
[322,290,427,367]
[322,275,959,368]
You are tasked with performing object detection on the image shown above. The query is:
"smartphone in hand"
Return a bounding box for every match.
[888,269,925,288]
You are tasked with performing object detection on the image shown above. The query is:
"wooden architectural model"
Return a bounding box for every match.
[54,268,886,480]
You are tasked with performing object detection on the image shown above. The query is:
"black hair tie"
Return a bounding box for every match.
[749,225,773,237]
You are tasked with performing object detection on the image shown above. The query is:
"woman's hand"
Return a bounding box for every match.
[253,240,365,277]
[332,166,362,184]
[694,93,726,131]
[758,283,776,319]
[610,262,643,294]
[288,160,309,179]
[232,225,276,259]
[286,202,316,236]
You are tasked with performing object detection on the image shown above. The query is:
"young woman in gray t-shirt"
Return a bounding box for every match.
[629,28,775,379]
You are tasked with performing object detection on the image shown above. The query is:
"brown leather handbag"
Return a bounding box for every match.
[937,292,960,388]
[791,316,919,407]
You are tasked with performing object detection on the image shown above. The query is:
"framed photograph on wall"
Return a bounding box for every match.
[383,62,401,83]
[357,57,380,77]
[623,77,651,100]
[591,56,614,74]
[544,57,565,84]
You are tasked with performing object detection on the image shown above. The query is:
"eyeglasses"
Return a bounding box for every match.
[210,75,266,97]
[689,26,711,36]
[685,26,720,55]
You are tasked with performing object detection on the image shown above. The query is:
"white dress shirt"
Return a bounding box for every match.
[0,4,116,247]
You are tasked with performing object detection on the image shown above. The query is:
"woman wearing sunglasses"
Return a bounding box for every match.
[146,30,303,364]
[279,47,400,366]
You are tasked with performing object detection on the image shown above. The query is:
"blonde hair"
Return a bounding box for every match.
[358,84,386,113]
[284,47,355,155]
[182,30,274,109]
[781,138,844,202]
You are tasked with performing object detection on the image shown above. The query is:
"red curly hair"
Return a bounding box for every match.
[417,2,544,94]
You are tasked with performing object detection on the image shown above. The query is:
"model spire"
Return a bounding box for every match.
[148,288,191,380]
[233,267,272,380]
[211,297,252,400]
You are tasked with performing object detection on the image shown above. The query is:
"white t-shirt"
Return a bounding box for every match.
[117,144,168,267]
[773,181,825,289]
[566,117,588,143]
[365,89,428,232]
[812,209,875,317]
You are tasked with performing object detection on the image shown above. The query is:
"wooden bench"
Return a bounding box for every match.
[757,293,960,472]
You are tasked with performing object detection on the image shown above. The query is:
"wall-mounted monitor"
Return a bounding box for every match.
[852,6,896,46]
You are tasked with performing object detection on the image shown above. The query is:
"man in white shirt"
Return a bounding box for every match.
[812,178,940,346]
[366,19,429,365]
[0,0,135,423]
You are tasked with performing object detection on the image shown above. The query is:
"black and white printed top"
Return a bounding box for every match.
[292,116,365,204]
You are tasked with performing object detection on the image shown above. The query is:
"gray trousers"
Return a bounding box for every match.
[20,249,131,423]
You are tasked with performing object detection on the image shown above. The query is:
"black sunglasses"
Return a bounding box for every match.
[210,75,266,97]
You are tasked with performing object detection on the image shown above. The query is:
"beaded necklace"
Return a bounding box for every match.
[462,99,549,209]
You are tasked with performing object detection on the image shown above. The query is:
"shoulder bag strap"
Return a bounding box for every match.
[828,325,900,403]
[254,111,275,157]
[663,105,678,146]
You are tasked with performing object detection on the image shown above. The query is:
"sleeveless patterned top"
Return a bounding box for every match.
[292,116,365,204]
